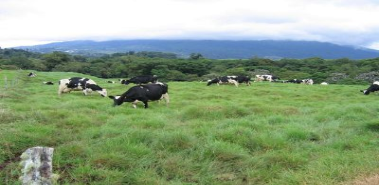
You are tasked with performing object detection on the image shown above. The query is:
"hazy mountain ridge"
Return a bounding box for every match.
[15,40,379,59]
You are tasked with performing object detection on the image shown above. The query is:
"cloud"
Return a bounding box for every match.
[1,0,379,49]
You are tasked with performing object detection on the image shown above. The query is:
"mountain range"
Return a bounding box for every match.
[15,40,379,59]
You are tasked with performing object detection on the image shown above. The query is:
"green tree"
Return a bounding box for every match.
[224,67,249,76]
[10,56,33,69]
[189,53,203,60]
[42,52,71,70]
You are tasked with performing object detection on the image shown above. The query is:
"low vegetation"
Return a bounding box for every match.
[1,70,379,184]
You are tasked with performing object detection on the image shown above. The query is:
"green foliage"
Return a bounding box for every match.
[42,52,72,71]
[3,48,379,84]
[224,67,249,76]
[189,53,203,60]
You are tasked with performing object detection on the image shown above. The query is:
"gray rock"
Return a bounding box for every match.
[355,71,379,82]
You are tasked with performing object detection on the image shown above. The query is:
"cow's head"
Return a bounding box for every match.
[361,84,379,95]
[85,84,107,97]
[120,80,130,85]
[207,78,219,86]
[97,89,107,97]
[108,95,124,106]
[360,89,369,95]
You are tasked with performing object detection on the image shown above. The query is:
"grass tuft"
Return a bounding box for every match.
[366,121,379,132]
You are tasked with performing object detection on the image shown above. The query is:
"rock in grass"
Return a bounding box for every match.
[19,147,59,185]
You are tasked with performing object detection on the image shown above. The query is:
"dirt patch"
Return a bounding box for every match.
[0,156,20,172]
[348,174,379,185]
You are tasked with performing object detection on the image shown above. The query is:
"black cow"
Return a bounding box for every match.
[43,81,54,85]
[232,76,251,86]
[120,75,158,85]
[207,76,239,87]
[361,82,379,95]
[109,82,169,108]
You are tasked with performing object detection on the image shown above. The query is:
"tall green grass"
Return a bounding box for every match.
[1,70,379,184]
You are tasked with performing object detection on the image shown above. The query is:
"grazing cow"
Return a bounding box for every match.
[255,75,279,82]
[58,77,107,97]
[107,80,116,83]
[320,82,328,85]
[207,76,239,87]
[231,76,251,86]
[302,79,314,85]
[120,75,158,85]
[28,72,36,77]
[43,81,54,85]
[109,82,169,108]
[361,81,379,95]
[286,79,304,84]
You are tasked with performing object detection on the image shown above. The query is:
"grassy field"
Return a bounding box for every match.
[1,70,379,185]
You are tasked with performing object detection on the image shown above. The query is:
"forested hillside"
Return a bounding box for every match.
[16,40,379,59]
[1,48,379,84]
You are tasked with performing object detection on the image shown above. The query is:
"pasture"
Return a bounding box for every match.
[1,70,379,184]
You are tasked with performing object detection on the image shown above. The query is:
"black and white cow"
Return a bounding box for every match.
[107,80,116,84]
[207,76,239,87]
[286,79,314,85]
[361,81,379,95]
[58,77,107,97]
[28,72,37,77]
[43,81,54,85]
[286,79,303,84]
[109,82,169,108]
[255,75,279,82]
[232,76,251,86]
[120,75,158,85]
[301,79,314,85]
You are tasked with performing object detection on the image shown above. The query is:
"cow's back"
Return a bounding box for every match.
[143,84,167,100]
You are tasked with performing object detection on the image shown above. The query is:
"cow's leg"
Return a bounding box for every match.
[132,100,139,108]
[58,87,70,96]
[161,93,170,106]
[143,101,148,108]
[58,86,65,96]
[86,89,93,95]
[229,80,238,87]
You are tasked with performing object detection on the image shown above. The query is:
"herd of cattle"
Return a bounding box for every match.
[26,72,379,108]
[206,75,316,86]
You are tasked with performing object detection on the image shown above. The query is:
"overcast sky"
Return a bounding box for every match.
[1,0,379,49]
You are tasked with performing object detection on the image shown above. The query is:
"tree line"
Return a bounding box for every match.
[1,48,379,84]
